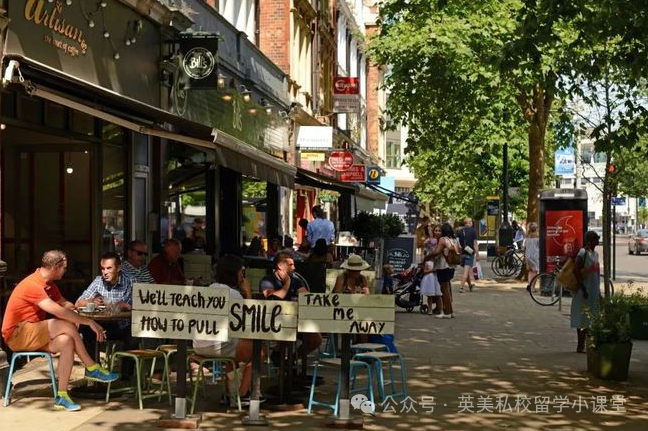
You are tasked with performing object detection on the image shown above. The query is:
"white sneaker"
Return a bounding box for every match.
[459,287,466,293]
[435,313,446,319]
[442,313,452,319]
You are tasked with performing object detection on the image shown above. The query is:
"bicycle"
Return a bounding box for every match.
[527,263,615,306]
[491,245,524,278]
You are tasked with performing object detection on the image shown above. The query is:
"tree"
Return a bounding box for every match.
[369,0,584,223]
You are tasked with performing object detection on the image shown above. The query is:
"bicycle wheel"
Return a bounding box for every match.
[492,256,515,277]
[528,273,561,306]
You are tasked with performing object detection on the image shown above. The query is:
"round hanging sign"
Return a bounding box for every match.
[328,151,354,171]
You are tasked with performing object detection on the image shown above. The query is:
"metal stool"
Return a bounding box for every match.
[3,351,57,407]
[350,343,388,353]
[353,351,408,402]
[106,349,170,409]
[187,353,242,413]
[307,357,374,416]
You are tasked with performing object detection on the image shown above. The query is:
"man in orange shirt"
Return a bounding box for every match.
[1,250,119,411]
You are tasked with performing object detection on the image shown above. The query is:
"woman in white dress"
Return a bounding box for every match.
[525,222,540,283]
[421,224,442,314]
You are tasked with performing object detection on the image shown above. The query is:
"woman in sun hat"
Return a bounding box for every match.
[333,254,371,294]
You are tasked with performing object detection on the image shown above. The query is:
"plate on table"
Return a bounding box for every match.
[78,307,98,313]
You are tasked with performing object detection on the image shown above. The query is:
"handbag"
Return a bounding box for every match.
[472,261,483,280]
[444,239,462,266]
[556,258,580,293]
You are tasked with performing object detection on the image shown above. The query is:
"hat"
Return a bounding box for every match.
[340,254,370,271]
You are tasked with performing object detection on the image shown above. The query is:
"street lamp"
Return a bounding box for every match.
[498,109,513,248]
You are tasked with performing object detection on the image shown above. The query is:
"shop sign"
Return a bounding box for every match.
[179,34,220,88]
[328,151,354,171]
[6,0,160,106]
[301,152,326,162]
[366,166,382,184]
[340,164,366,182]
[296,126,333,149]
[333,76,361,113]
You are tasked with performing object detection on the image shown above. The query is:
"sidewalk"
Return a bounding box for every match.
[2,272,647,430]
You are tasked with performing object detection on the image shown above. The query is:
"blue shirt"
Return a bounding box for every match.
[259,274,304,301]
[121,260,155,284]
[306,217,335,245]
[80,274,133,329]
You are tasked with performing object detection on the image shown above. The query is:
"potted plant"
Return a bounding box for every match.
[585,294,633,380]
[627,286,648,340]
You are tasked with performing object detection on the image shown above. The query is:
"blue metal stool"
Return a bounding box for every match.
[307,357,374,416]
[4,351,57,407]
[350,343,388,353]
[353,351,407,402]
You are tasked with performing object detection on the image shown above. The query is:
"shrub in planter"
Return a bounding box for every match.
[585,295,633,380]
[626,287,648,340]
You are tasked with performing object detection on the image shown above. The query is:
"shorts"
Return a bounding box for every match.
[461,254,474,267]
[436,268,455,284]
[7,320,50,352]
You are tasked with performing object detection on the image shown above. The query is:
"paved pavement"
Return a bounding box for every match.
[2,267,647,431]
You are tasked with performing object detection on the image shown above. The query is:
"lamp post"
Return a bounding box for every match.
[498,110,513,248]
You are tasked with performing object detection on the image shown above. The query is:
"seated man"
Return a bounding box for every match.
[1,250,119,412]
[260,252,322,367]
[76,252,137,379]
[148,238,186,285]
[121,240,155,284]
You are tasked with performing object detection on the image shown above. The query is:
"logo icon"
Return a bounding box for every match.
[351,394,375,414]
[182,47,215,79]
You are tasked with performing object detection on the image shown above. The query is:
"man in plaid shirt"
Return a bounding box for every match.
[76,252,136,379]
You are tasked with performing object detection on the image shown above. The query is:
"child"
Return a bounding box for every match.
[382,264,395,294]
[420,259,442,315]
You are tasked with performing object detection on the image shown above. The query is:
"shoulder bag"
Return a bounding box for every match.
[444,238,462,266]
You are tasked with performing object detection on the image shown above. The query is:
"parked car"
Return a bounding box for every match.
[628,229,648,255]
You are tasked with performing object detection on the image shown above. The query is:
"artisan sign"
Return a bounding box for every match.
[132,283,229,341]
[296,126,333,149]
[229,299,298,341]
[297,293,395,334]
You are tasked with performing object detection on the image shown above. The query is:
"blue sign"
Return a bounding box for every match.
[366,166,382,184]
[555,147,575,176]
[612,197,626,206]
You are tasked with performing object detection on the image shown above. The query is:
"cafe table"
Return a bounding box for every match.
[71,308,133,399]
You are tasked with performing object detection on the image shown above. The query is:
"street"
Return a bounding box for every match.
[604,236,648,286]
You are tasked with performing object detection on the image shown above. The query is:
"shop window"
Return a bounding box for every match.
[17,93,43,124]
[72,110,95,136]
[45,101,66,129]
[386,140,401,168]
[242,177,267,251]
[102,126,126,255]
[163,144,211,254]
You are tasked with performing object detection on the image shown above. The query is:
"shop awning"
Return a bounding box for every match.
[295,168,358,194]
[11,58,296,188]
[355,184,388,213]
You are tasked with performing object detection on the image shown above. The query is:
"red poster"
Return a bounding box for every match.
[544,210,583,273]
[333,77,360,95]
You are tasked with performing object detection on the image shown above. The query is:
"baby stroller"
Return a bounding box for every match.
[394,265,428,314]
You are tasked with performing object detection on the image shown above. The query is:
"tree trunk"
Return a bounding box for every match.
[602,153,613,297]
[518,81,554,225]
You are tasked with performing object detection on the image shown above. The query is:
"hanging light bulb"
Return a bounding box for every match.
[104,31,110,38]
[65,154,74,174]
[114,52,120,60]
[100,1,107,7]
[0,123,6,130]
[217,74,226,89]
[125,39,131,46]
[88,20,95,28]
[238,85,251,102]
[66,0,72,5]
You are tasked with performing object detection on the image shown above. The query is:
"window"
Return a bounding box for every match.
[386,140,401,168]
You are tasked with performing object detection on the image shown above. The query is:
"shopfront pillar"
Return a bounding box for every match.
[266,183,280,241]
[219,168,242,255]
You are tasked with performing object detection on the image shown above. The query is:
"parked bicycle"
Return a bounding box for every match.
[527,261,615,306]
[491,245,524,278]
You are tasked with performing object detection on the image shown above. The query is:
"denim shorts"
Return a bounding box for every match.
[461,254,474,267]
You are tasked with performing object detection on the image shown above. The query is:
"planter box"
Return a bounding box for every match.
[629,306,648,340]
[587,343,633,381]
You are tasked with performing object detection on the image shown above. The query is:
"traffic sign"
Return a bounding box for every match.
[328,151,354,171]
[340,165,366,182]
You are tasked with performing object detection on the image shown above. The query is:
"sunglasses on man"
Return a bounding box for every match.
[130,249,148,256]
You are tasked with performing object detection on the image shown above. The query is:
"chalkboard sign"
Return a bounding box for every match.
[383,235,416,273]
[297,293,395,334]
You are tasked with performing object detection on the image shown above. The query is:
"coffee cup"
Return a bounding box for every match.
[85,302,97,312]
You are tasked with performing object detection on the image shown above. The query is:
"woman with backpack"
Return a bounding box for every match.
[430,223,461,318]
